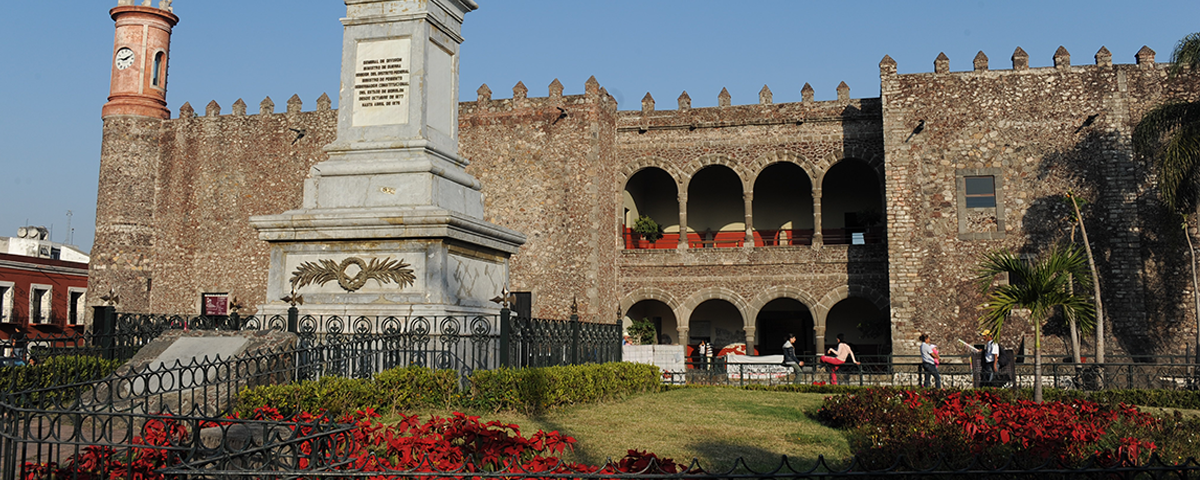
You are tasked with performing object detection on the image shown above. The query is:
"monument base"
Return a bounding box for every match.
[250,206,523,322]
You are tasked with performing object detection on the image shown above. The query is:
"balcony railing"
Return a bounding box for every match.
[622,227,884,249]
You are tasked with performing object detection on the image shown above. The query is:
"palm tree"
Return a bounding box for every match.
[1065,192,1103,366]
[976,245,1095,403]
[1133,32,1200,360]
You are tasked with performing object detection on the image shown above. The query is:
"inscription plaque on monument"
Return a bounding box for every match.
[353,37,410,126]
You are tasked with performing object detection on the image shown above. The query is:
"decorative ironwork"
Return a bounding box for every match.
[505,313,621,369]
[290,256,416,292]
[99,288,119,306]
[490,286,515,308]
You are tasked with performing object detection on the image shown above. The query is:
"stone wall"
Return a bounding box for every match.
[459,78,620,321]
[92,95,337,314]
[882,47,1200,357]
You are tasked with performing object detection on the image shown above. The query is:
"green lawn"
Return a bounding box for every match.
[400,387,850,470]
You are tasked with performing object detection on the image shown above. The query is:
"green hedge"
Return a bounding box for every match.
[745,384,1200,410]
[237,362,662,417]
[1042,388,1200,410]
[236,365,458,418]
[469,362,662,414]
[0,355,122,407]
[741,384,875,395]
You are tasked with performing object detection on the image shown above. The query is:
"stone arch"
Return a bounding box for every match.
[813,284,890,320]
[619,287,681,314]
[750,286,819,355]
[749,151,817,192]
[677,287,751,327]
[618,156,685,193]
[747,285,821,315]
[679,154,745,190]
[813,146,884,187]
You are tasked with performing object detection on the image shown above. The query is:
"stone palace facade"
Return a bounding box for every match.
[90,1,1200,358]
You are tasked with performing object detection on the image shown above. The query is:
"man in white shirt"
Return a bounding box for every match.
[982,329,1000,386]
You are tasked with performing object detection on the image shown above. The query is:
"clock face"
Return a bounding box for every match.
[115,48,135,70]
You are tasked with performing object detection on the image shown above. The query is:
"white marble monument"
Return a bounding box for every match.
[250,0,525,320]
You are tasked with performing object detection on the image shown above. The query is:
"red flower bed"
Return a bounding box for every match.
[815,388,1159,469]
[25,407,693,479]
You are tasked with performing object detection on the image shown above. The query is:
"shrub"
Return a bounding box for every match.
[752,383,1200,410]
[632,215,663,242]
[469,362,661,414]
[813,388,1165,469]
[626,318,656,345]
[0,355,122,407]
[236,365,457,418]
[1043,388,1200,410]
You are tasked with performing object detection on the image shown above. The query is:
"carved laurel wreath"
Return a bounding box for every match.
[290,257,416,292]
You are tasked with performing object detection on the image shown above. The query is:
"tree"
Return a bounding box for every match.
[632,215,664,243]
[976,245,1095,403]
[1132,32,1200,360]
[1064,192,1103,365]
[627,317,657,345]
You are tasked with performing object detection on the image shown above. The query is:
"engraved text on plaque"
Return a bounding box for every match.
[352,38,410,126]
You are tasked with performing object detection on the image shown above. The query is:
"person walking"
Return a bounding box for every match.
[782,334,804,384]
[981,329,1000,386]
[12,330,27,365]
[919,333,942,388]
[819,333,860,385]
[697,340,710,370]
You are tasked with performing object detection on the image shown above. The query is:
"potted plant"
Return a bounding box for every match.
[632,215,664,248]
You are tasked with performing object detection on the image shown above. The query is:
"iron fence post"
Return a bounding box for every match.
[92,305,116,361]
[499,308,511,368]
[570,314,580,365]
[287,306,298,333]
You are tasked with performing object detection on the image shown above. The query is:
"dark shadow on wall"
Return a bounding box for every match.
[840,100,891,357]
[1028,129,1190,358]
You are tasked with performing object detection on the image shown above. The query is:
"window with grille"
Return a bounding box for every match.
[30,285,51,325]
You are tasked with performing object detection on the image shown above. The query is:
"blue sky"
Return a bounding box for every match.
[0,1,1196,252]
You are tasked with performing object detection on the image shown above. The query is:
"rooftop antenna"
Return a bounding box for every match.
[66,211,73,244]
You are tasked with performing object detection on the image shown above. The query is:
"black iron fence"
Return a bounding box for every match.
[55,306,621,375]
[666,353,1200,390]
[502,312,623,369]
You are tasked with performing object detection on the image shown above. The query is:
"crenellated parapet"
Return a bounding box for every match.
[459,76,619,120]
[458,75,878,133]
[168,93,335,120]
[614,81,879,133]
[880,45,1166,80]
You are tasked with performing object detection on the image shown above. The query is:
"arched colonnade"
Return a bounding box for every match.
[620,284,890,357]
[620,150,885,249]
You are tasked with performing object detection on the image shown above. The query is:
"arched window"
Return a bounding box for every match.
[623,167,678,249]
[686,165,743,248]
[822,159,884,245]
[752,163,813,246]
[152,52,164,87]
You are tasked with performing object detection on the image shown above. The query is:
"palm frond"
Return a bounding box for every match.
[975,244,1096,340]
[1168,32,1200,77]
[974,249,1027,293]
[1133,102,1200,211]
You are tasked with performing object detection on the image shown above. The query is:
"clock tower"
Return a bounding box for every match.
[101,1,178,118]
[92,0,178,314]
